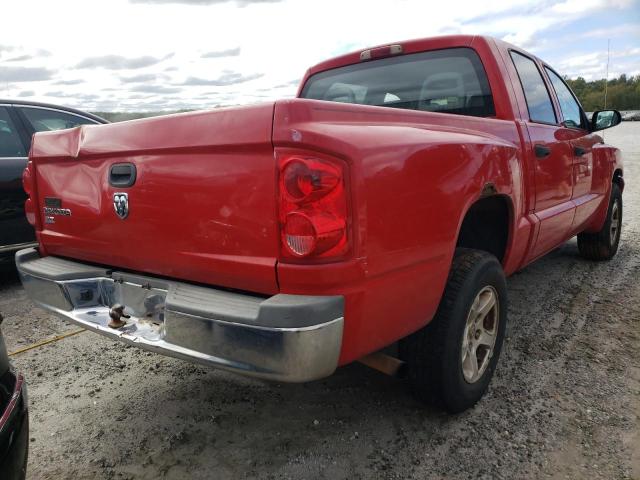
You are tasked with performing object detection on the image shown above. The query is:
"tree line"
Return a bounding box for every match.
[566,74,640,111]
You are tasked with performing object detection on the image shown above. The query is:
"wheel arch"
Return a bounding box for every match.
[455,192,514,265]
[613,168,624,192]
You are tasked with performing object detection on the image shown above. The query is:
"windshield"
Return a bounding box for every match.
[300,47,495,118]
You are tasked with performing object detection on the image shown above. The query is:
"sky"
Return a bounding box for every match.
[1,0,639,112]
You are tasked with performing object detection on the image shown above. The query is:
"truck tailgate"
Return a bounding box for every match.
[30,104,279,294]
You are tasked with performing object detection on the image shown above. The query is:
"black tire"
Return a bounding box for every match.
[400,248,507,413]
[577,183,622,261]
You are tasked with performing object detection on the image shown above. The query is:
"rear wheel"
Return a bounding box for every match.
[577,183,622,261]
[400,248,507,413]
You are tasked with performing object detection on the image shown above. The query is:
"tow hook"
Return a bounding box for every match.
[108,304,130,329]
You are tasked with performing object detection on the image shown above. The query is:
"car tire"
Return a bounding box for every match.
[400,248,507,413]
[577,183,622,261]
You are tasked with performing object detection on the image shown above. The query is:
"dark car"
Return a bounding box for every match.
[0,101,107,262]
[0,314,28,480]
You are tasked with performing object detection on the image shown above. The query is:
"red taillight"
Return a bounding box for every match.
[278,151,349,261]
[282,159,340,203]
[22,162,36,226]
[283,212,317,256]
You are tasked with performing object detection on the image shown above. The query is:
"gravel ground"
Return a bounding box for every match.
[1,122,638,480]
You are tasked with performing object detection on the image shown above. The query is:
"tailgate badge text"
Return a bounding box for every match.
[43,207,71,216]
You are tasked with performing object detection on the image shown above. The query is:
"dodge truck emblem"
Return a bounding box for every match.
[113,193,129,219]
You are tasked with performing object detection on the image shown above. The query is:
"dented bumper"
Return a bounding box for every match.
[15,248,343,382]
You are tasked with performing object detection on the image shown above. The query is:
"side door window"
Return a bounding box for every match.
[17,107,96,133]
[510,51,557,124]
[0,107,27,158]
[544,67,585,129]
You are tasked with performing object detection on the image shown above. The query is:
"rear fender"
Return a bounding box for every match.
[583,144,623,233]
[273,99,523,363]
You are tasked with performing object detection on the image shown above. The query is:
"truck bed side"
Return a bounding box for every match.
[272,99,528,363]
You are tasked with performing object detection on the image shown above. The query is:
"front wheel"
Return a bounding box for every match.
[577,182,622,261]
[400,248,507,413]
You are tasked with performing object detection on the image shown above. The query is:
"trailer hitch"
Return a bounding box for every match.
[108,304,130,329]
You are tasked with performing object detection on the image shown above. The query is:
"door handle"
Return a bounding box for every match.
[574,146,587,157]
[534,144,551,158]
[109,163,137,187]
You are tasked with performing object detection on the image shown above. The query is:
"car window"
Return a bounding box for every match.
[18,107,96,132]
[0,107,27,157]
[301,47,496,118]
[510,51,557,124]
[545,67,584,129]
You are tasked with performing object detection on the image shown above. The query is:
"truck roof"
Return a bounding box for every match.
[298,34,536,94]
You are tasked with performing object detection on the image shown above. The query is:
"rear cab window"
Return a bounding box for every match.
[300,48,496,118]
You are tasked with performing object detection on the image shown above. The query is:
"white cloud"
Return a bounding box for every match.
[551,0,603,14]
[555,47,640,79]
[0,66,54,82]
[202,47,241,58]
[75,54,174,70]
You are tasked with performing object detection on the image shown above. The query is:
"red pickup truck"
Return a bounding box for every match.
[17,35,623,412]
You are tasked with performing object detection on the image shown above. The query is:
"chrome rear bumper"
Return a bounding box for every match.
[15,248,343,382]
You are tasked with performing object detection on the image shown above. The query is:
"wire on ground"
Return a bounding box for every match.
[9,328,86,356]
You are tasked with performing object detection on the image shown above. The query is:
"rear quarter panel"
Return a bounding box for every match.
[582,143,623,233]
[273,99,525,363]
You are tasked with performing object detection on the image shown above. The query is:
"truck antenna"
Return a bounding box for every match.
[604,39,610,109]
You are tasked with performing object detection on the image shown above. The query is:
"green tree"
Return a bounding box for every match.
[565,75,640,111]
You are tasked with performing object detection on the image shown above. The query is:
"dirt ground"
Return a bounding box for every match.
[1,122,638,480]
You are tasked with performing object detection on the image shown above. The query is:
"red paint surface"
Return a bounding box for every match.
[29,35,623,365]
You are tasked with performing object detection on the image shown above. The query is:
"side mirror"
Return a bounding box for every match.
[591,110,622,131]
